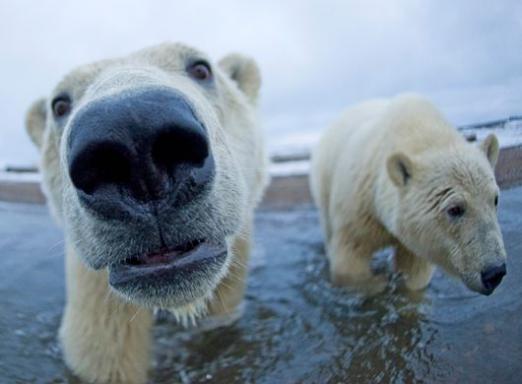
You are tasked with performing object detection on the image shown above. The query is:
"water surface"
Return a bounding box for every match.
[1,186,521,383]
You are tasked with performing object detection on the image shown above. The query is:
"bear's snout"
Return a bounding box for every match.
[480,263,507,295]
[67,87,214,218]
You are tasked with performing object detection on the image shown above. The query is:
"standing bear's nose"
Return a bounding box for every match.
[67,88,214,209]
[480,263,507,295]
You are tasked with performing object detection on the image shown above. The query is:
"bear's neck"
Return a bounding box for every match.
[373,168,402,238]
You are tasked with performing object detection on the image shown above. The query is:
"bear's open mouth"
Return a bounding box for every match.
[108,239,228,288]
[120,239,206,267]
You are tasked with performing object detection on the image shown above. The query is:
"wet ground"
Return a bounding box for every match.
[1,186,521,384]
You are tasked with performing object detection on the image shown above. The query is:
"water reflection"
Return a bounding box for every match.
[1,198,521,383]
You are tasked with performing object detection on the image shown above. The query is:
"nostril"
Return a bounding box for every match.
[67,89,213,206]
[151,126,209,171]
[69,141,134,195]
[481,263,507,292]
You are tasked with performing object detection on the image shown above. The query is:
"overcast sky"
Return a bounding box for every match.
[1,0,521,164]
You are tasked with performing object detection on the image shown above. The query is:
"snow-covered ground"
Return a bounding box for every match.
[270,116,522,155]
[269,116,522,177]
[460,117,522,147]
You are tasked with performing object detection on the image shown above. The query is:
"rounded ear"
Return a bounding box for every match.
[218,53,261,104]
[25,98,47,149]
[387,152,414,187]
[479,133,499,168]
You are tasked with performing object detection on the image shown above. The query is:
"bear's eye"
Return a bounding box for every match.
[494,195,499,207]
[187,61,212,81]
[52,95,72,118]
[447,205,465,218]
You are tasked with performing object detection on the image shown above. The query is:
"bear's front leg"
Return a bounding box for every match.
[60,245,153,384]
[328,232,387,294]
[394,244,435,291]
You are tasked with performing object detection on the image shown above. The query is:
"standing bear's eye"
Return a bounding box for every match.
[52,95,72,118]
[447,204,465,218]
[494,195,499,207]
[187,61,212,81]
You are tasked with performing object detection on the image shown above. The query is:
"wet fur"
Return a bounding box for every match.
[310,94,506,294]
[26,43,268,383]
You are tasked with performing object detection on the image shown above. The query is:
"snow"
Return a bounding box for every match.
[267,117,522,177]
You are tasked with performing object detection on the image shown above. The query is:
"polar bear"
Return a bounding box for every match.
[310,94,507,296]
[25,43,268,383]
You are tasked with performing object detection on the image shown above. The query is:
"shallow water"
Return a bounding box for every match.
[1,187,521,383]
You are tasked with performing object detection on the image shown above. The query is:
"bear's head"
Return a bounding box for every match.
[387,134,507,295]
[25,43,267,311]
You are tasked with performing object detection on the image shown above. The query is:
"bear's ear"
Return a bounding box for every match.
[25,98,47,149]
[387,152,414,187]
[479,133,499,168]
[218,53,261,104]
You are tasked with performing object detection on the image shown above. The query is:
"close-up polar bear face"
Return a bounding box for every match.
[25,43,267,310]
[387,135,507,294]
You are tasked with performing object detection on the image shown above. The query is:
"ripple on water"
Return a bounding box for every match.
[1,200,521,383]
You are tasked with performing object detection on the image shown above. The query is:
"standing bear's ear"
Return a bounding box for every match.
[479,133,500,169]
[219,53,261,104]
[25,98,47,149]
[387,152,415,187]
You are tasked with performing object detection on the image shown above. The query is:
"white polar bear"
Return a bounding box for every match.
[310,94,507,295]
[25,43,268,383]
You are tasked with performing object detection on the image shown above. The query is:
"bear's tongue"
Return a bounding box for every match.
[123,239,205,267]
[143,253,171,265]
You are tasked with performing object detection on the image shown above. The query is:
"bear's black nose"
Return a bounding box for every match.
[480,263,506,295]
[67,88,214,214]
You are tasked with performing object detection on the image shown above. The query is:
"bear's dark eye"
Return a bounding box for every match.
[52,95,72,118]
[187,61,212,81]
[494,195,499,207]
[447,205,465,218]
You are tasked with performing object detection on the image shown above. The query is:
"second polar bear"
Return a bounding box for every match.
[310,94,507,295]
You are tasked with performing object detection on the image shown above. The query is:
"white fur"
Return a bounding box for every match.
[26,43,268,383]
[310,94,506,294]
